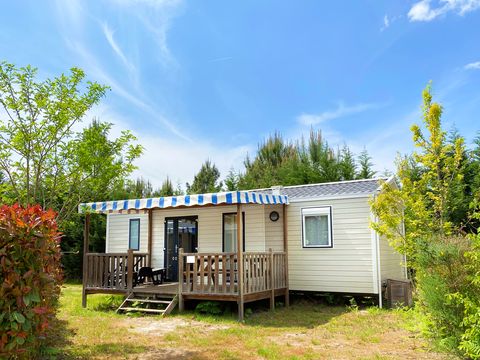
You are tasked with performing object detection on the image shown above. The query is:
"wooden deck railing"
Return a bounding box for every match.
[179,250,287,296]
[84,251,148,290]
[180,252,239,295]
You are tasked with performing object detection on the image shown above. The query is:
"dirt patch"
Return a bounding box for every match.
[123,317,229,360]
[134,348,205,360]
[268,324,453,359]
[123,316,230,337]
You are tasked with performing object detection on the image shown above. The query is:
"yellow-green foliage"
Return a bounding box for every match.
[371,83,465,264]
[370,83,480,358]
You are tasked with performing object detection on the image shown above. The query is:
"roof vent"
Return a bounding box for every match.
[270,186,283,195]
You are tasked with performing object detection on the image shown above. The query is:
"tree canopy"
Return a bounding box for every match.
[0,63,142,221]
[236,130,376,190]
[370,83,480,358]
[186,160,222,194]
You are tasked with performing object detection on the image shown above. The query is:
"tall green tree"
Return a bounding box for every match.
[186,160,222,194]
[371,83,465,259]
[370,83,480,358]
[339,145,356,180]
[0,62,143,279]
[356,148,375,179]
[305,130,340,182]
[0,63,144,220]
[238,129,366,189]
[224,168,240,191]
[159,177,177,196]
[238,133,298,189]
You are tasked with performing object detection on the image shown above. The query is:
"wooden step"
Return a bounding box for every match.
[132,292,176,298]
[120,307,166,314]
[125,298,172,304]
[116,292,178,316]
[163,295,178,316]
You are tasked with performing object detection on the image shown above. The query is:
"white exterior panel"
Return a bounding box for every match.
[286,197,375,294]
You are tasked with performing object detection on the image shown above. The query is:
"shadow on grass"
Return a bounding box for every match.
[246,303,348,329]
[179,296,354,330]
[40,317,75,359]
[42,316,148,359]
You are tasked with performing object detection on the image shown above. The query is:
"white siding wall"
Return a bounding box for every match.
[378,234,407,282]
[105,197,403,294]
[106,213,149,253]
[264,204,284,251]
[287,197,375,294]
[106,204,269,269]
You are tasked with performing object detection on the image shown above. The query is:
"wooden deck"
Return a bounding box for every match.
[82,249,289,320]
[132,283,178,295]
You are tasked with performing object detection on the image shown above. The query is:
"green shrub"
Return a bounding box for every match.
[416,235,480,357]
[195,301,224,316]
[0,204,63,358]
[454,234,480,359]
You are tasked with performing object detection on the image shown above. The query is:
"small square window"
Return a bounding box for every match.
[302,207,332,248]
[129,219,140,250]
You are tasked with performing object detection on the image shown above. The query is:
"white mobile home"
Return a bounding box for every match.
[80,178,406,319]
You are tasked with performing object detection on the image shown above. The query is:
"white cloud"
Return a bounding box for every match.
[297,102,382,126]
[110,0,184,68]
[54,0,84,31]
[465,61,480,70]
[54,0,188,138]
[87,104,252,188]
[408,0,480,22]
[101,22,137,77]
[381,15,390,31]
[63,34,189,141]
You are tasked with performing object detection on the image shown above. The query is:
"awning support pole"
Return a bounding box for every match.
[237,204,244,321]
[82,213,90,308]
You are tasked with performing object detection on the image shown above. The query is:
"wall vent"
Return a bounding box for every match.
[386,279,413,308]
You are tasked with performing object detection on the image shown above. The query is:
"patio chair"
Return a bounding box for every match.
[133,267,165,286]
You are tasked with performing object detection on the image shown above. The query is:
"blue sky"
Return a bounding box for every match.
[1,0,480,187]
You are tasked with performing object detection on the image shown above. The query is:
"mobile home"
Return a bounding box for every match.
[79,177,406,319]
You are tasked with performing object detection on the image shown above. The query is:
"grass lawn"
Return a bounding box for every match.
[45,284,455,359]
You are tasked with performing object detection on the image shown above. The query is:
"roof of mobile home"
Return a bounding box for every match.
[78,177,390,214]
[264,177,389,199]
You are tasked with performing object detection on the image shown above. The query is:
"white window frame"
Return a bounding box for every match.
[301,206,333,248]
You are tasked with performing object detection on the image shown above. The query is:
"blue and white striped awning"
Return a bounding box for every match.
[78,191,288,214]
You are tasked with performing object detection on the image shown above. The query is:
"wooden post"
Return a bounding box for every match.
[236,204,244,321]
[82,213,90,308]
[178,247,184,312]
[147,209,153,267]
[282,204,290,307]
[269,248,275,310]
[127,249,134,291]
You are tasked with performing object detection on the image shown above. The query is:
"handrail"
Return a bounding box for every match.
[83,250,148,290]
[86,252,148,256]
[179,250,287,296]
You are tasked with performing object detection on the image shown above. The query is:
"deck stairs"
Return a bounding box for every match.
[116,291,178,316]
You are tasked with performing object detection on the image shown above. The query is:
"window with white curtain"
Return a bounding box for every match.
[302,207,332,248]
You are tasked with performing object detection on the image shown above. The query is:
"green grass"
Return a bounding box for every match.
[47,284,455,359]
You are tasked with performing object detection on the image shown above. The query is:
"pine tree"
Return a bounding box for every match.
[339,145,356,180]
[224,169,239,191]
[186,160,223,194]
[159,177,175,196]
[357,148,375,179]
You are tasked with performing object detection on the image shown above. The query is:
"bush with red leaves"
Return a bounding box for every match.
[0,204,63,358]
